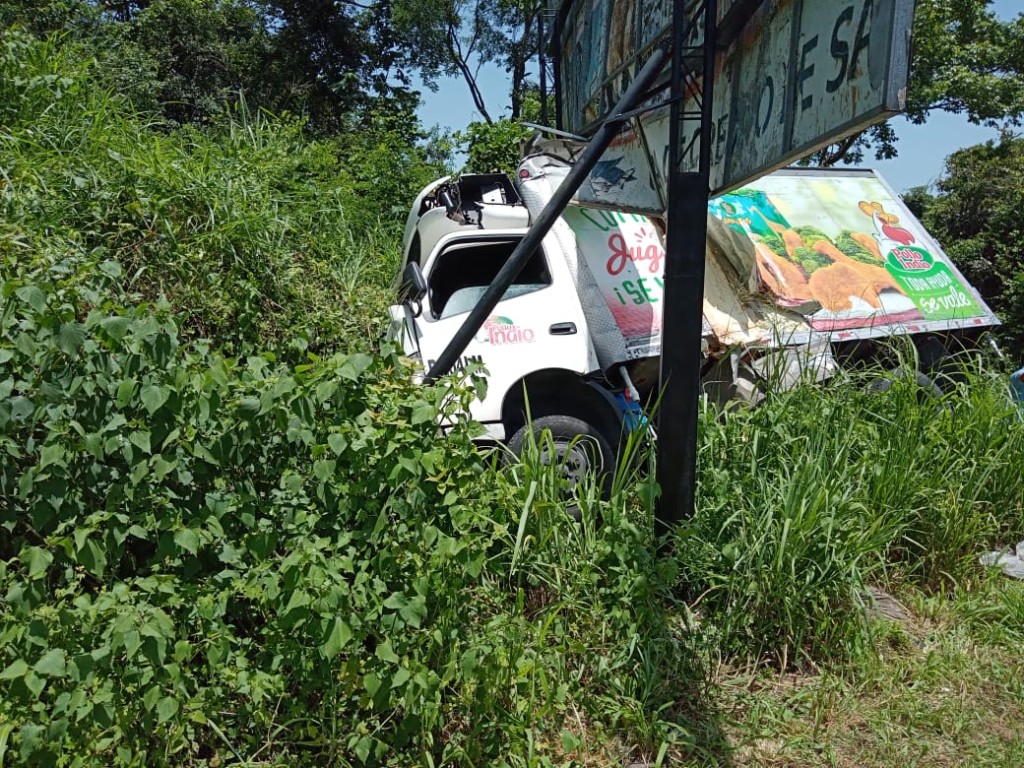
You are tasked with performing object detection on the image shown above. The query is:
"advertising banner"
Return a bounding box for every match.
[708,171,992,332]
[560,206,666,355]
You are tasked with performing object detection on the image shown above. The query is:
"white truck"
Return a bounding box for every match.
[386,144,1000,473]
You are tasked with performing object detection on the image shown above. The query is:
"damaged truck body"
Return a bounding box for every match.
[386,145,1001,472]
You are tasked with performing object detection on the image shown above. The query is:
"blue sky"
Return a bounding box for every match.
[416,0,1021,193]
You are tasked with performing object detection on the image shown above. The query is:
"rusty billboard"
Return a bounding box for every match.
[555,0,915,211]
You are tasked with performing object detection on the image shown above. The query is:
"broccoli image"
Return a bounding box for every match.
[793,225,834,249]
[835,230,880,265]
[759,231,788,257]
[792,245,831,274]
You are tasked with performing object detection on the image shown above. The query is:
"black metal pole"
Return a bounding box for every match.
[655,0,716,543]
[424,41,671,384]
[539,7,549,127]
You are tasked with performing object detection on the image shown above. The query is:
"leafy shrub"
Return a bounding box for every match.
[0,256,509,765]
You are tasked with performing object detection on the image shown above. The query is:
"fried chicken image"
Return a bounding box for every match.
[808,262,882,312]
[811,239,901,294]
[802,238,906,312]
[849,231,883,261]
[753,242,815,305]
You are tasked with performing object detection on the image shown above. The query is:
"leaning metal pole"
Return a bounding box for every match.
[655,0,716,544]
[424,41,671,384]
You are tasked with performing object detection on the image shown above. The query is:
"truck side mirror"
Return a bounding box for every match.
[400,261,428,305]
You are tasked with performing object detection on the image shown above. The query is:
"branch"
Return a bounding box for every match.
[819,134,860,166]
[446,23,493,123]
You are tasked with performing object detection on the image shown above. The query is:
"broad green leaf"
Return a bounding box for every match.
[23,671,44,699]
[115,379,136,407]
[14,333,35,357]
[313,459,336,482]
[100,316,132,340]
[327,433,347,456]
[38,444,64,469]
[143,685,161,712]
[321,619,353,659]
[57,323,87,355]
[272,376,296,398]
[411,401,435,425]
[140,385,169,415]
[284,589,310,614]
[98,261,122,279]
[122,630,142,659]
[15,286,45,312]
[0,659,27,680]
[363,672,382,697]
[353,734,372,763]
[391,666,411,689]
[375,639,399,664]
[33,649,66,678]
[152,456,176,480]
[316,381,338,403]
[400,595,427,629]
[20,546,52,579]
[173,528,200,555]
[156,697,178,724]
[129,430,151,454]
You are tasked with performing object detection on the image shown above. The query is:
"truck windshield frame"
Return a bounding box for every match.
[426,237,553,321]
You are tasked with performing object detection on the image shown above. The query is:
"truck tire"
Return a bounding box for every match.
[507,415,617,505]
[866,369,944,398]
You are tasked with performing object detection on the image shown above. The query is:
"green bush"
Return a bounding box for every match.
[0,255,506,764]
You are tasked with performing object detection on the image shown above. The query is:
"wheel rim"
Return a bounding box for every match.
[539,435,604,488]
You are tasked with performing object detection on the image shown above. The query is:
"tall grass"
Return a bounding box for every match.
[0,30,434,356]
[672,357,1024,667]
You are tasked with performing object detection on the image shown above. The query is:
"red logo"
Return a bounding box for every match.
[606,227,664,276]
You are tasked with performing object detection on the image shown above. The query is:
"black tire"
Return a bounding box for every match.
[867,368,944,398]
[507,415,617,499]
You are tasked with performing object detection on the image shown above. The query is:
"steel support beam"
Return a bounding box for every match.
[655,0,716,544]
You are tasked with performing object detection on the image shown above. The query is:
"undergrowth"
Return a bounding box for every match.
[1,30,436,357]
[2,25,1024,768]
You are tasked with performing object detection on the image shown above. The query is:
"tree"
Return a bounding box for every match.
[813,0,1024,166]
[395,0,543,123]
[907,133,1024,356]
[2,0,429,134]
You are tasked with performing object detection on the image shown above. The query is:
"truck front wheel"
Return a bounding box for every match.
[507,415,617,496]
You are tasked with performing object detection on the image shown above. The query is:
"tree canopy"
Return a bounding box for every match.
[905,133,1024,355]
[0,0,428,134]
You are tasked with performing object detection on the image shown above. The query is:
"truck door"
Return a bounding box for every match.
[414,234,595,424]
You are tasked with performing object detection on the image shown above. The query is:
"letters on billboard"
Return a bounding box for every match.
[558,0,915,211]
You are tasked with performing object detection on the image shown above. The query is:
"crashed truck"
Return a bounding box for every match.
[386,146,1000,474]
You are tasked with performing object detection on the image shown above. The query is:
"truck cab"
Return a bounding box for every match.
[387,172,642,479]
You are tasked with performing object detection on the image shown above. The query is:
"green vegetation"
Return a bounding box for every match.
[905,135,1024,358]
[2,20,1024,768]
[0,30,440,355]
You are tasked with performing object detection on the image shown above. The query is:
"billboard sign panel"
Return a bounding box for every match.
[706,169,999,335]
[556,0,915,210]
